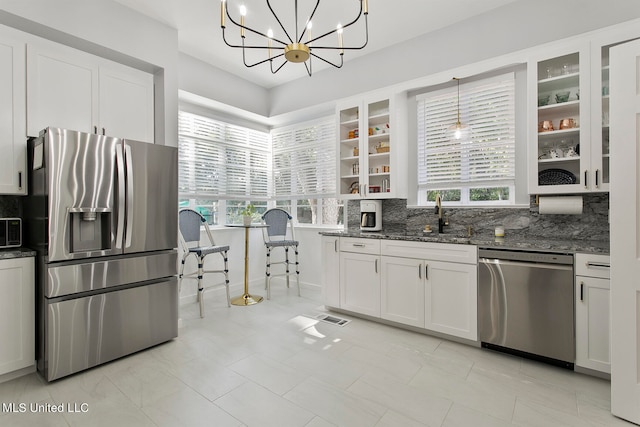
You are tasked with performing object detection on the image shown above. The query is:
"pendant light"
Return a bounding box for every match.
[448,77,469,140]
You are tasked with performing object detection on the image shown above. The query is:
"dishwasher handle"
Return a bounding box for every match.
[479,258,573,271]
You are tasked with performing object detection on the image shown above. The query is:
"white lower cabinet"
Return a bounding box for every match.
[380,256,425,327]
[330,236,478,341]
[321,236,340,307]
[575,253,611,374]
[424,260,478,341]
[340,251,381,317]
[0,257,35,376]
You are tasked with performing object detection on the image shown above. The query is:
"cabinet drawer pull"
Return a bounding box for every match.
[580,282,584,301]
[586,262,610,269]
[352,243,365,248]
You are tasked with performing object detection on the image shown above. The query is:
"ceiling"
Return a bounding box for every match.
[114,0,518,89]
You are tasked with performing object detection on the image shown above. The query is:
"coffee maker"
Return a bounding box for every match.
[360,200,382,231]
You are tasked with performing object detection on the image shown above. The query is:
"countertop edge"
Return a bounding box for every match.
[0,248,37,260]
[319,231,610,255]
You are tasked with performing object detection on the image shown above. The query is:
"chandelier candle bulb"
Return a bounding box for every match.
[337,24,344,54]
[220,0,226,28]
[239,4,246,38]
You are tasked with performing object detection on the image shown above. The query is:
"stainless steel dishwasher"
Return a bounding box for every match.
[478,248,575,369]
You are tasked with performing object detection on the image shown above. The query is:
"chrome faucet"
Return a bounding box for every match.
[434,193,446,233]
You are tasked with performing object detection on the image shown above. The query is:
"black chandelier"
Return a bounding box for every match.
[221,0,369,76]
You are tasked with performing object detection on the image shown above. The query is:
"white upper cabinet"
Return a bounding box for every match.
[528,42,592,194]
[528,29,640,194]
[337,92,407,199]
[0,30,26,195]
[99,64,154,143]
[27,40,154,143]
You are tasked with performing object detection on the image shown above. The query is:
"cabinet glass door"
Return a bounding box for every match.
[600,46,610,188]
[536,52,583,191]
[366,99,390,196]
[338,104,361,197]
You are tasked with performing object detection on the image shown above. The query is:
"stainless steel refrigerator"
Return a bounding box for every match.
[25,127,179,381]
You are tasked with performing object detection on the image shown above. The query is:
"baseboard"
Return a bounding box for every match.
[0,364,36,384]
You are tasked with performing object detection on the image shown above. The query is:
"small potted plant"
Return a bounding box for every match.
[240,204,256,226]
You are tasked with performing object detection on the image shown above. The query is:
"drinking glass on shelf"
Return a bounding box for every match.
[546,67,553,78]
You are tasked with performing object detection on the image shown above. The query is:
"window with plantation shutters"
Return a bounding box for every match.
[271,117,336,199]
[416,73,516,205]
[178,111,270,199]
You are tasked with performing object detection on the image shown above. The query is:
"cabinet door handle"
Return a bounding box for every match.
[584,170,588,189]
[102,127,106,135]
[586,262,610,269]
[374,258,378,274]
[93,125,98,134]
[595,169,600,188]
[334,239,338,252]
[425,264,429,280]
[418,263,422,279]
[580,282,584,301]
[18,171,22,190]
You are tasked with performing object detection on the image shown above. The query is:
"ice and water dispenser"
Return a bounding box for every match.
[68,208,112,253]
[360,200,382,231]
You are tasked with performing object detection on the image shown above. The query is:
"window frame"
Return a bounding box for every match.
[406,68,529,208]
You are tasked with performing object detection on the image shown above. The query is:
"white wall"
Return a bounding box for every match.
[179,53,270,118]
[0,0,179,146]
[269,0,640,116]
[179,226,326,303]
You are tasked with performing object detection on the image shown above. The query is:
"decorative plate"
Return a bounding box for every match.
[538,168,577,186]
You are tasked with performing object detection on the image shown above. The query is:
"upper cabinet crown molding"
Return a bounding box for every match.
[26,39,154,143]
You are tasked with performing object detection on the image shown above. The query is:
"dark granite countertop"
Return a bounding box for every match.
[319,230,609,255]
[0,248,37,260]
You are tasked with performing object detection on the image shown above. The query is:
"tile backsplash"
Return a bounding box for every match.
[0,196,22,218]
[348,193,609,242]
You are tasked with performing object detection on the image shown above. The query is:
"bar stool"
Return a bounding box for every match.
[178,209,230,317]
[261,208,300,299]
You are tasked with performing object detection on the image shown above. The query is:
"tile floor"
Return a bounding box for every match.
[0,284,632,427]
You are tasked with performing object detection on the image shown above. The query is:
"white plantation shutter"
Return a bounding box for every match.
[271,117,336,199]
[178,111,270,199]
[417,73,515,191]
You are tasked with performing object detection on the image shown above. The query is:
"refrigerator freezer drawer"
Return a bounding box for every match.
[43,278,178,382]
[46,251,177,298]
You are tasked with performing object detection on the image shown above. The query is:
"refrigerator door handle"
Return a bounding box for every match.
[125,144,134,248]
[115,145,126,249]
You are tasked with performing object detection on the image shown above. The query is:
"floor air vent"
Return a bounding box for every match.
[314,313,351,326]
